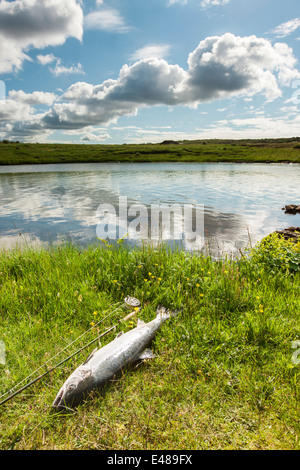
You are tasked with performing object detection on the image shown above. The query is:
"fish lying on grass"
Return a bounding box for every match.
[52,305,179,410]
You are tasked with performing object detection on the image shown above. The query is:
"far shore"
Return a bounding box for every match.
[0,138,300,165]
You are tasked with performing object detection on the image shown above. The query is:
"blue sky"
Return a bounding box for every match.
[0,0,300,144]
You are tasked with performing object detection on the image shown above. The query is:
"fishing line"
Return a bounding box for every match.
[0,323,118,407]
[0,303,121,402]
[0,300,138,404]
[0,302,141,407]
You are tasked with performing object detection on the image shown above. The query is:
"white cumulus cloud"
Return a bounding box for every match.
[36,54,57,66]
[0,89,57,141]
[130,44,171,61]
[37,54,84,77]
[37,34,300,132]
[8,90,57,106]
[1,33,300,141]
[50,59,85,77]
[0,0,83,74]
[185,33,300,102]
[84,7,131,33]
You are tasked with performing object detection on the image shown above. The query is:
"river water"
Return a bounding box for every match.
[0,162,299,256]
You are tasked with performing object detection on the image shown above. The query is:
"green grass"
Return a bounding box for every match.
[0,138,300,165]
[0,240,299,450]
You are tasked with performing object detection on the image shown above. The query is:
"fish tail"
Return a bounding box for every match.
[156,304,181,320]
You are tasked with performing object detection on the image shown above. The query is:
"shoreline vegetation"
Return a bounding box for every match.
[0,138,300,165]
[0,236,299,450]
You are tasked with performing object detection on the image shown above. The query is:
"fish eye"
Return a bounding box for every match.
[68,384,76,392]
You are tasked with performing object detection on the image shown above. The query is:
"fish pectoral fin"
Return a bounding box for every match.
[82,347,98,365]
[115,331,124,338]
[138,348,156,361]
[137,318,147,327]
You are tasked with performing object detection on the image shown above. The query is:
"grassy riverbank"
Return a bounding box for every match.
[0,238,299,450]
[0,138,300,165]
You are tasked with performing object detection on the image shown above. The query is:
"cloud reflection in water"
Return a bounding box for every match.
[0,162,299,256]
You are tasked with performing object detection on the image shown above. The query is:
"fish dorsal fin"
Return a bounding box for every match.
[82,347,98,365]
[137,318,147,327]
[138,348,155,360]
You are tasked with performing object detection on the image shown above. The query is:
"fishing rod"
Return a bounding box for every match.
[0,302,123,403]
[0,296,141,408]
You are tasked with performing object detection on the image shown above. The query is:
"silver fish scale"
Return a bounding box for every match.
[90,320,160,382]
[52,307,175,409]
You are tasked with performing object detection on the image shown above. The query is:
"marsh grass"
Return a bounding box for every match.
[0,240,299,449]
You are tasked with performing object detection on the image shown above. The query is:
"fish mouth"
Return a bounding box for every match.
[52,389,65,409]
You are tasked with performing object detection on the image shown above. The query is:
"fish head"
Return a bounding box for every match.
[52,366,94,410]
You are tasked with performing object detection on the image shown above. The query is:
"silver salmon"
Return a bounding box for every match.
[52,305,178,410]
